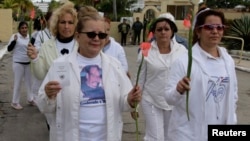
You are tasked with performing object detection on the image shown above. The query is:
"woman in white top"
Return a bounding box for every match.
[165,8,238,141]
[27,1,78,131]
[7,21,35,110]
[31,11,53,104]
[27,2,78,80]
[36,7,141,141]
[34,11,53,50]
[137,13,187,140]
[103,17,130,78]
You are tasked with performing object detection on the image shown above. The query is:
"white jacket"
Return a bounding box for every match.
[102,37,128,72]
[137,40,187,110]
[165,43,238,141]
[36,51,133,141]
[31,38,78,80]
[34,28,53,50]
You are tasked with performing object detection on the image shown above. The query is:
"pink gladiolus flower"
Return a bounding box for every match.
[147,32,154,42]
[140,42,151,57]
[29,8,35,43]
[183,14,191,28]
[30,8,35,19]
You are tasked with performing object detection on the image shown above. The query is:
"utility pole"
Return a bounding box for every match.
[113,0,117,21]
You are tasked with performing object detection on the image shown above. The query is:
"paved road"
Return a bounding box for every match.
[0,45,250,141]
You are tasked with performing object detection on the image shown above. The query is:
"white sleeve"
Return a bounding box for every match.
[165,58,186,105]
[36,63,57,114]
[117,46,129,72]
[34,31,43,51]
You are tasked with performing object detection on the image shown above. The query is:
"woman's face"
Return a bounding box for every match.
[57,13,75,39]
[197,15,224,48]
[19,24,28,37]
[76,20,107,58]
[154,21,173,43]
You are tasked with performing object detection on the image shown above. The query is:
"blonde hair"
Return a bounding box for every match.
[77,5,98,18]
[49,1,78,36]
[76,13,104,33]
[76,6,104,33]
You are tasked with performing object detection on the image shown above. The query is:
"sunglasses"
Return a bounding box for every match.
[198,24,225,31]
[79,31,108,39]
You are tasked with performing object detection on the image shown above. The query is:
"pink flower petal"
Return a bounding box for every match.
[140,42,151,57]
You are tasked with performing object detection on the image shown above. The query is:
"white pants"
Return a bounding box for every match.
[31,75,42,102]
[141,99,172,141]
[12,62,33,104]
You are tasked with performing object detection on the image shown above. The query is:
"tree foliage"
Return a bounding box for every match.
[0,0,18,9]
[69,0,136,21]
[97,0,137,21]
[205,0,250,8]
[48,0,61,12]
[225,15,250,51]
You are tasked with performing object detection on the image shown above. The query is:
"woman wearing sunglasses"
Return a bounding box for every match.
[137,13,187,140]
[165,8,238,141]
[35,5,142,141]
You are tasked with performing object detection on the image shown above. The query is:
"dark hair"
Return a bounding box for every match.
[82,65,102,82]
[45,11,53,21]
[150,18,177,38]
[104,16,111,24]
[33,18,41,30]
[192,9,225,45]
[18,21,28,30]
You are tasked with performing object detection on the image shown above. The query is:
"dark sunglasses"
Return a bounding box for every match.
[198,24,225,31]
[79,32,108,39]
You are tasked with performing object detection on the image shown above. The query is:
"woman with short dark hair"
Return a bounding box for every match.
[165,8,238,141]
[7,21,35,110]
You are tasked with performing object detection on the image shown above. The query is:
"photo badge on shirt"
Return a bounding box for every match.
[80,65,105,106]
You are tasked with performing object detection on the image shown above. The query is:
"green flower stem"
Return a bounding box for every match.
[135,54,144,86]
[134,53,144,141]
[186,27,193,121]
[135,103,139,141]
[186,8,194,121]
[29,19,32,43]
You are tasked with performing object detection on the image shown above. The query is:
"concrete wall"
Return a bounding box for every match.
[0,9,13,42]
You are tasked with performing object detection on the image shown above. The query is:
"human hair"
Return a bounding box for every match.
[150,17,177,38]
[18,21,28,30]
[104,16,111,25]
[49,1,78,36]
[76,12,104,33]
[33,18,41,30]
[192,8,225,45]
[77,5,98,19]
[45,11,53,21]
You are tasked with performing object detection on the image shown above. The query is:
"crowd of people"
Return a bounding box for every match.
[6,1,238,141]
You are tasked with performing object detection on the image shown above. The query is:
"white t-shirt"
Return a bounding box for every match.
[77,53,107,141]
[199,48,229,124]
[56,39,75,56]
[8,33,30,62]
